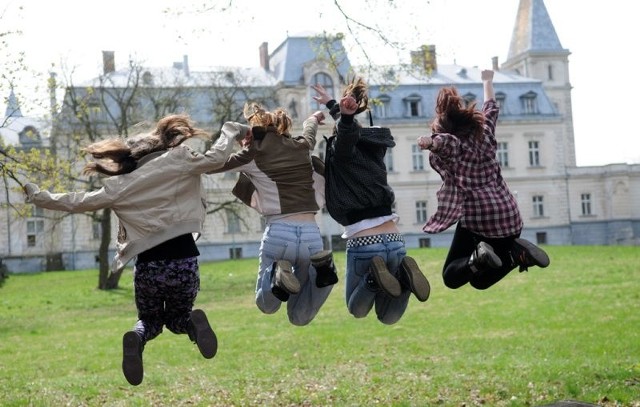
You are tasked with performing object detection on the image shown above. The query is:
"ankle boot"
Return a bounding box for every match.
[270,260,300,302]
[310,250,339,288]
[122,331,144,386]
[398,256,430,302]
[187,309,218,359]
[366,256,401,297]
[468,241,502,273]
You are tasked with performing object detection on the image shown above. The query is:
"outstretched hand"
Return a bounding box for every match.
[311,84,331,105]
[417,135,432,150]
[339,96,358,115]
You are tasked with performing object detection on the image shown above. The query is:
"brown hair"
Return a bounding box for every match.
[431,87,484,141]
[243,102,292,136]
[341,76,369,115]
[82,114,209,176]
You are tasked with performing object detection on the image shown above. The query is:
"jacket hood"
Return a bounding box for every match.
[358,126,395,148]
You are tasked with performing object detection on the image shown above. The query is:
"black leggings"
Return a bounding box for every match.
[442,223,520,290]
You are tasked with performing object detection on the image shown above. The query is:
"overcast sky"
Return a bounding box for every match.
[2,0,636,166]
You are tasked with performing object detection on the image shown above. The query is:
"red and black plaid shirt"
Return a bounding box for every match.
[423,99,523,238]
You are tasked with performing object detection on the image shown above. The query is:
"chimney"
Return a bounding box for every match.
[411,45,437,73]
[492,56,499,71]
[259,42,269,71]
[102,51,115,74]
[183,55,190,77]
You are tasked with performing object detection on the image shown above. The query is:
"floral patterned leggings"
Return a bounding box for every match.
[132,256,200,344]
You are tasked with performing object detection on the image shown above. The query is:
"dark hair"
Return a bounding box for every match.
[82,114,209,176]
[431,87,484,141]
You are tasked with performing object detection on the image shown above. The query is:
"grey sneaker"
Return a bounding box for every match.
[468,241,502,273]
[187,309,218,359]
[398,256,431,302]
[368,256,401,297]
[270,260,300,301]
[122,331,143,386]
[511,238,550,272]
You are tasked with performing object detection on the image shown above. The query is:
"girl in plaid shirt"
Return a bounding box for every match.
[417,69,550,290]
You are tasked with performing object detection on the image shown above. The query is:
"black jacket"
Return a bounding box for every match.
[324,103,396,226]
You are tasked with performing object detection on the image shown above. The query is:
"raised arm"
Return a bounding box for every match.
[481,69,495,101]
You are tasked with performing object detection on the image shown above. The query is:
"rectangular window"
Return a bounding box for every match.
[411,145,424,171]
[375,102,388,119]
[532,195,544,217]
[528,141,540,167]
[410,101,420,117]
[497,142,509,167]
[418,238,431,248]
[581,193,592,215]
[26,218,44,248]
[226,209,241,234]
[229,247,242,259]
[536,232,547,245]
[415,201,428,223]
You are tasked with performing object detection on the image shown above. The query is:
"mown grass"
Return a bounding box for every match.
[0,246,638,406]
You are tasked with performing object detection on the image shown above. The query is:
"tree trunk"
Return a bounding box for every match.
[97,208,122,290]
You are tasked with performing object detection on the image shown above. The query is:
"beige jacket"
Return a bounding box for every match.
[24,121,250,272]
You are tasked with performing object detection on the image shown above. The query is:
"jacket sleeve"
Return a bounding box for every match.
[334,118,360,160]
[188,121,251,174]
[24,183,114,213]
[295,116,319,150]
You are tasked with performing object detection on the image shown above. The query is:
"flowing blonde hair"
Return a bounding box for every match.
[243,102,292,136]
[82,114,210,176]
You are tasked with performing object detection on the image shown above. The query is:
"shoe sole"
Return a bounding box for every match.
[122,331,143,386]
[401,257,431,302]
[370,256,401,298]
[310,250,332,264]
[478,242,503,268]
[275,260,301,294]
[190,309,218,359]
[514,238,550,268]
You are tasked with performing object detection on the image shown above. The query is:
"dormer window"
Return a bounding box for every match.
[373,94,391,119]
[142,71,153,86]
[463,92,476,107]
[495,91,506,110]
[403,94,422,118]
[520,91,538,115]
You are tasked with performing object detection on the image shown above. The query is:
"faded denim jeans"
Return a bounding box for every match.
[345,235,411,325]
[257,221,334,326]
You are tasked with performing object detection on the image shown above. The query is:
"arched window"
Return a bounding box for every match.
[312,73,334,110]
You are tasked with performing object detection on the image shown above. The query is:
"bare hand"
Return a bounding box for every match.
[417,135,432,150]
[311,84,331,105]
[481,69,494,81]
[241,129,253,148]
[339,96,358,115]
[311,111,325,125]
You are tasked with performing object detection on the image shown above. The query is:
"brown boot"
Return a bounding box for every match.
[367,256,401,297]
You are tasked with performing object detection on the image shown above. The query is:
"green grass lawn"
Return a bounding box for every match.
[1,246,638,406]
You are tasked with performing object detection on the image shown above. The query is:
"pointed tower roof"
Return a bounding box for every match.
[5,87,23,118]
[507,0,565,59]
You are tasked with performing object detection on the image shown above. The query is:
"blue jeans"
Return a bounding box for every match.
[345,234,411,325]
[257,221,334,326]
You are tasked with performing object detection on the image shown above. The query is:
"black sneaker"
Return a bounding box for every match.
[368,256,401,298]
[311,250,339,288]
[468,242,502,273]
[398,256,431,302]
[188,309,218,359]
[122,331,143,386]
[270,260,300,302]
[511,238,550,272]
